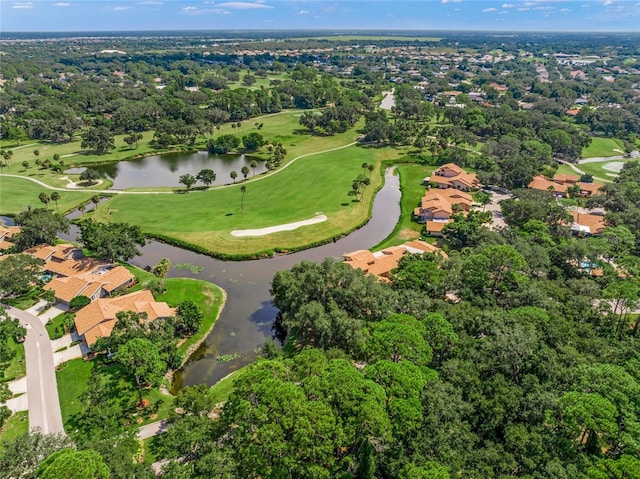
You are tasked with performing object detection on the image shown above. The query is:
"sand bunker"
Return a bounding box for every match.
[231,215,327,237]
[601,161,625,173]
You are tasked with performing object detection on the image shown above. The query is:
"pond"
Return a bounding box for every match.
[65,151,266,189]
[58,168,401,388]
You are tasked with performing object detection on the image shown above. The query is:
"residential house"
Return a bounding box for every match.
[0,225,20,251]
[74,290,175,348]
[414,188,474,236]
[528,174,603,198]
[25,243,135,307]
[343,240,447,283]
[43,265,135,307]
[426,163,479,191]
[570,211,606,236]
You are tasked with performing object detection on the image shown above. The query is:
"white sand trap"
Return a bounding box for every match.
[602,161,625,173]
[231,215,328,237]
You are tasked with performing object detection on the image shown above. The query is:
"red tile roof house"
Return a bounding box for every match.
[570,211,607,236]
[425,163,480,191]
[414,188,474,237]
[25,244,135,308]
[343,240,447,283]
[0,225,21,251]
[527,175,604,198]
[74,290,175,349]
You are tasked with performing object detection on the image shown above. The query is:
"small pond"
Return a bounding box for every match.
[66,151,266,189]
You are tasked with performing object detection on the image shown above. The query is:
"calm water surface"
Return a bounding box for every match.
[66,151,265,189]
[59,168,401,387]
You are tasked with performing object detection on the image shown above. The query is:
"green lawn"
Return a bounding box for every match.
[556,159,631,182]
[0,176,96,215]
[1,338,26,382]
[0,411,28,443]
[56,357,173,431]
[93,142,403,257]
[374,163,434,250]
[155,278,225,359]
[56,358,94,424]
[208,367,245,405]
[582,137,625,158]
[46,313,73,341]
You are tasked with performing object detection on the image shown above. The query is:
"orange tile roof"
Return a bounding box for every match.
[43,276,94,303]
[86,266,134,293]
[578,182,604,195]
[0,225,20,240]
[403,240,449,259]
[26,244,79,262]
[74,290,175,347]
[570,211,606,235]
[555,174,579,183]
[425,220,451,233]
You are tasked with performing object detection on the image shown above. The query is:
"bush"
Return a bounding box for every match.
[69,295,91,310]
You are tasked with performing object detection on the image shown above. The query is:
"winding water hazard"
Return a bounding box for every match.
[58,168,400,387]
[163,168,399,387]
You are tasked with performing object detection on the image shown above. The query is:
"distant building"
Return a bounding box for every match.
[528,174,603,198]
[426,163,480,191]
[343,240,447,283]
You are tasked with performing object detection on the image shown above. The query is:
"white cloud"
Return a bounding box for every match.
[53,2,70,6]
[113,6,132,10]
[215,1,272,9]
[441,0,465,3]
[603,0,614,5]
[139,1,163,4]
[12,2,33,9]
[560,8,570,12]
[181,6,232,15]
[297,9,309,15]
[482,7,497,12]
[502,3,515,7]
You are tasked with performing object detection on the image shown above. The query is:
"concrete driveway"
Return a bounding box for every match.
[38,303,68,324]
[476,192,510,230]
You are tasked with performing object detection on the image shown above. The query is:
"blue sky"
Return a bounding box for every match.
[2,0,639,32]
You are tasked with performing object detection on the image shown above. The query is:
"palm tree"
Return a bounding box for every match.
[241,166,250,180]
[22,161,29,170]
[91,195,101,210]
[39,192,50,208]
[240,185,247,214]
[50,191,61,209]
[361,162,368,174]
[367,164,375,176]
[250,160,258,177]
[78,203,86,216]
[230,170,238,183]
[33,150,40,161]
[152,258,171,292]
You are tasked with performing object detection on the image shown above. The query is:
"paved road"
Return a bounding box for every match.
[138,419,168,440]
[6,306,65,435]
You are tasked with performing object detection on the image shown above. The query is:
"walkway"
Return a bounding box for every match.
[6,306,65,435]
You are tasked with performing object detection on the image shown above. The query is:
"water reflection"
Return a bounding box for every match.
[65,151,265,189]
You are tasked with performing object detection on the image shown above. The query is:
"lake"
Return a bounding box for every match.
[66,151,265,189]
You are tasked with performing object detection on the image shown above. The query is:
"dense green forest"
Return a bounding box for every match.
[1,31,640,478]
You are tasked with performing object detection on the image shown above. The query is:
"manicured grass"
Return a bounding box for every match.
[0,176,96,215]
[209,367,245,405]
[582,137,625,158]
[155,278,225,359]
[56,357,173,430]
[374,163,434,250]
[45,313,72,341]
[556,159,629,182]
[1,338,26,381]
[0,411,28,443]
[56,358,94,424]
[93,142,403,256]
[122,264,158,293]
